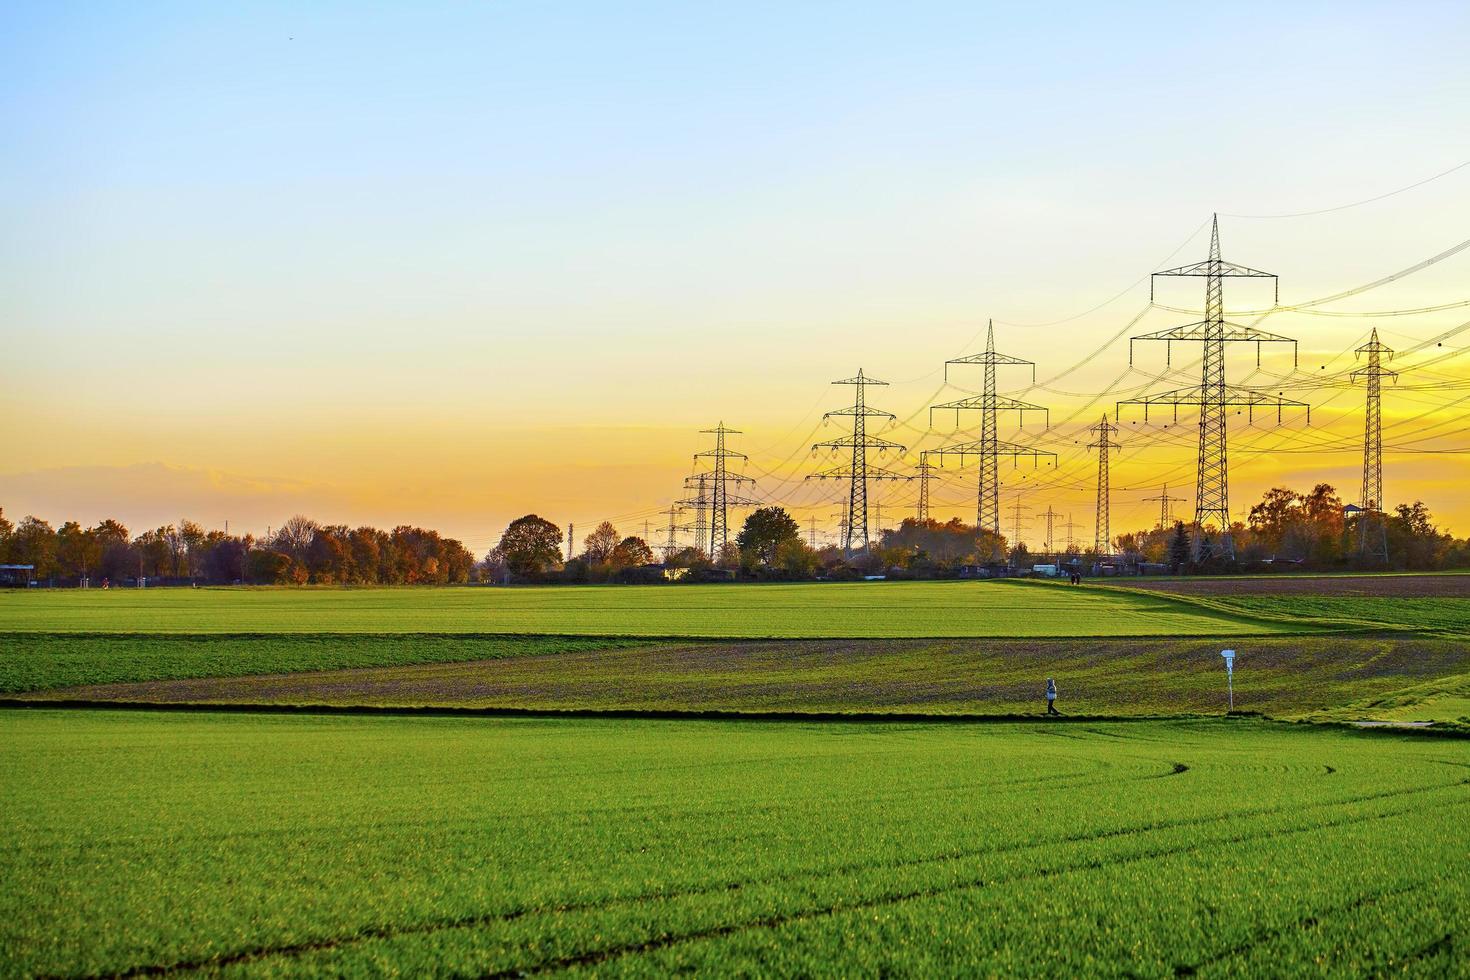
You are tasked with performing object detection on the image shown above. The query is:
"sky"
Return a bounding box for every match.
[3,1,1469,554]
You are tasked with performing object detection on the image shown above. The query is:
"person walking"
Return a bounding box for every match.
[1045,677,1060,715]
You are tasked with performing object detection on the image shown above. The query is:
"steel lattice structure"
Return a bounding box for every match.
[915,453,939,522]
[807,370,910,554]
[1088,414,1122,555]
[1041,505,1059,554]
[693,422,758,559]
[1118,216,1307,559]
[930,321,1055,542]
[1353,328,1396,561]
[1141,482,1186,529]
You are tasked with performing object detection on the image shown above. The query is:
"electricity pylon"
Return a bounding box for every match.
[931,321,1054,536]
[678,474,710,557]
[1353,328,1396,561]
[1060,514,1084,553]
[915,453,939,522]
[661,505,682,562]
[1142,482,1186,529]
[1041,505,1059,554]
[1089,414,1122,555]
[1118,216,1307,559]
[1009,495,1032,553]
[694,422,758,558]
[807,370,910,554]
[808,515,819,550]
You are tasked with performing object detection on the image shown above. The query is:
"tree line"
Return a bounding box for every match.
[4,482,1464,588]
[0,510,475,586]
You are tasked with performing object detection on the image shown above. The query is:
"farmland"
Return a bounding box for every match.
[18,635,1470,724]
[2,710,1466,977]
[0,579,1318,637]
[2,578,1466,976]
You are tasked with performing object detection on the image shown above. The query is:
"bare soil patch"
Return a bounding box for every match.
[28,635,1469,720]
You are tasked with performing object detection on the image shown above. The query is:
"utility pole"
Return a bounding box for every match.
[694,422,758,558]
[1142,482,1186,529]
[931,321,1054,539]
[1118,216,1306,559]
[1353,328,1395,562]
[1060,513,1084,553]
[1041,505,1059,554]
[915,453,939,522]
[1089,414,1122,556]
[807,370,911,555]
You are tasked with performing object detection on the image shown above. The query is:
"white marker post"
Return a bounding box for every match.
[1221,649,1236,712]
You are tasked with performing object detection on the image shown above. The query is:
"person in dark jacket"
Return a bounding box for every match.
[1045,677,1060,715]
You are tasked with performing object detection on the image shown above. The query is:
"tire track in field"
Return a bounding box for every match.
[489,797,1470,977]
[1171,879,1430,975]
[80,777,1470,978]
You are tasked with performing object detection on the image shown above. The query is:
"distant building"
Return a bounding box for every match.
[0,564,36,587]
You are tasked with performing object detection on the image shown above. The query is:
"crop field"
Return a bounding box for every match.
[20,635,1470,724]
[2,710,1466,977]
[0,580,1317,637]
[0,633,645,695]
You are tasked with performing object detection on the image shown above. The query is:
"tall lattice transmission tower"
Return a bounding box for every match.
[1041,505,1059,554]
[1007,495,1032,553]
[1118,216,1307,558]
[1142,482,1186,529]
[1088,414,1122,555]
[693,422,758,558]
[1060,514,1083,553]
[915,453,939,522]
[1353,328,1396,561]
[930,321,1055,543]
[661,505,682,561]
[678,473,710,557]
[807,370,910,554]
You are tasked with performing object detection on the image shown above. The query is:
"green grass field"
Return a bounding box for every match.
[0,580,1317,637]
[1201,595,1470,634]
[2,710,1465,977]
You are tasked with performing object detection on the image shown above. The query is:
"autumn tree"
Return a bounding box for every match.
[496,514,564,579]
[736,507,800,567]
[56,522,102,582]
[610,535,654,567]
[9,516,59,578]
[582,522,620,563]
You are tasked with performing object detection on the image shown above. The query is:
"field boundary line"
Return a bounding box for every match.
[5,698,1467,738]
[0,697,1220,726]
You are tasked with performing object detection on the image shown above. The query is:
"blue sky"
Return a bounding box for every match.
[3,2,1468,549]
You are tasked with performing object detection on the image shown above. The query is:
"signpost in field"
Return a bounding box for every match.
[1221,649,1236,711]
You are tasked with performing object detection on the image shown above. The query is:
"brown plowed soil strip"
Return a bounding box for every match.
[23,636,1469,719]
[1101,574,1470,597]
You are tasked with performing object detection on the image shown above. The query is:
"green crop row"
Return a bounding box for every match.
[1,711,1465,977]
[0,633,646,694]
[0,580,1317,637]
